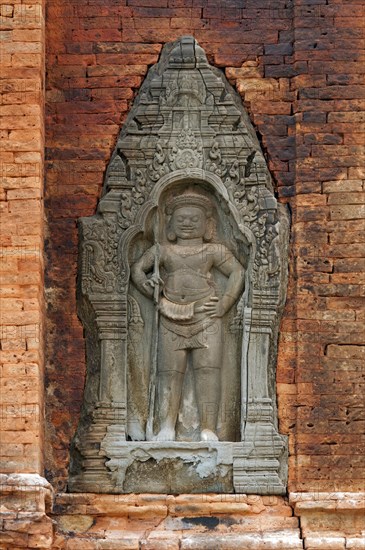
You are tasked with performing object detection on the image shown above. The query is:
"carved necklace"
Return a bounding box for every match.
[171,244,208,257]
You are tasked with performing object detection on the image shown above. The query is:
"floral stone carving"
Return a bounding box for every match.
[69,36,290,494]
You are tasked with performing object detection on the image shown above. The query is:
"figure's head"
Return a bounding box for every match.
[165,190,215,242]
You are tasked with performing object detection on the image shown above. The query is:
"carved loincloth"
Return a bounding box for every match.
[159,295,218,350]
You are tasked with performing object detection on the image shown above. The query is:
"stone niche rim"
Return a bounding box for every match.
[119,168,256,285]
[69,36,289,496]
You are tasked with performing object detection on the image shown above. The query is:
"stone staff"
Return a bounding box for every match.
[146,207,161,441]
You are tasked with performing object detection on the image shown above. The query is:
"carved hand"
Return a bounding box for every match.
[142,274,164,297]
[195,297,226,318]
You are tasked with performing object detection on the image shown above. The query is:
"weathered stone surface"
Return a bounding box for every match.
[180,532,303,549]
[346,538,365,549]
[303,535,346,550]
[105,442,234,494]
[45,492,365,549]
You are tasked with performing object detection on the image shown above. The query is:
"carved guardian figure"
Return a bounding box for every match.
[131,190,245,442]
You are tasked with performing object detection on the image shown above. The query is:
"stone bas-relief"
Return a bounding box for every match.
[69,36,290,494]
[131,190,245,443]
[126,183,244,449]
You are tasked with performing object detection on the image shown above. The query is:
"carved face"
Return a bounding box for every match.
[171,206,207,240]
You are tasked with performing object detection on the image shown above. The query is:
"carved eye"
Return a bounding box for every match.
[192,216,199,222]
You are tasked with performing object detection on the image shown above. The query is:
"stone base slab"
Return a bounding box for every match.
[52,492,300,549]
[102,441,234,494]
[70,434,287,495]
[1,487,364,549]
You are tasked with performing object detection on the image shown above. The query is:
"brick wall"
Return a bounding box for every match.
[284,0,365,493]
[0,0,364,548]
[43,0,365,496]
[0,0,45,475]
[44,0,297,491]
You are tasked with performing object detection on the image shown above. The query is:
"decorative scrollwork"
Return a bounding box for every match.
[161,73,206,108]
[119,192,133,228]
[206,142,227,177]
[82,223,115,293]
[118,168,150,230]
[148,143,169,182]
[254,222,281,288]
[169,129,203,171]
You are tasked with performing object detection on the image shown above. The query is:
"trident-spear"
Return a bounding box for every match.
[146,206,160,440]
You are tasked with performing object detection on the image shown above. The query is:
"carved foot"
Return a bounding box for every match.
[154,426,176,441]
[201,429,219,441]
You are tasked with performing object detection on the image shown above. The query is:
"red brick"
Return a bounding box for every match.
[0,0,45,484]
[2,0,354,513]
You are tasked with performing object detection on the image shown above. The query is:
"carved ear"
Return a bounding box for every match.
[204,218,214,242]
[165,216,177,241]
[167,231,176,241]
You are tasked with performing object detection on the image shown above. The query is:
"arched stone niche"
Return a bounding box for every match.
[69,36,290,494]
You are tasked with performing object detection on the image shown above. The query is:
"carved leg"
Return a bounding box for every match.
[193,366,221,441]
[155,370,185,441]
[155,326,187,441]
[192,321,222,441]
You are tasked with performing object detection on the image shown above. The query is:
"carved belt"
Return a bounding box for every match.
[159,297,195,321]
[160,315,216,339]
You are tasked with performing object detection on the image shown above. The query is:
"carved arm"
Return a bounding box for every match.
[130,246,157,299]
[215,254,245,316]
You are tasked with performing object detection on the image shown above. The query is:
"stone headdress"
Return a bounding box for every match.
[165,189,215,242]
[165,190,213,217]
